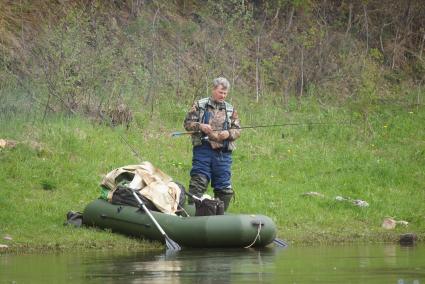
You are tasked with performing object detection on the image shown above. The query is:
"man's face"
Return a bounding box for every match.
[211,85,228,103]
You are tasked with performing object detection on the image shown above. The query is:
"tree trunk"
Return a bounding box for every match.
[363,3,369,53]
[149,7,160,116]
[231,56,236,93]
[285,6,295,33]
[300,46,304,98]
[345,3,353,36]
[379,24,385,53]
[255,35,260,103]
[392,28,399,70]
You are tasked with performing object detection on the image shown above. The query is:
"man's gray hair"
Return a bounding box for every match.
[212,77,230,90]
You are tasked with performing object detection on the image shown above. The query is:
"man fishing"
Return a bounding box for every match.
[184,77,241,211]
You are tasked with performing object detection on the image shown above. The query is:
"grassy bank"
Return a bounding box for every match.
[1,94,424,253]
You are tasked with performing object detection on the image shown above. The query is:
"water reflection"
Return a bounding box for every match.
[1,244,424,283]
[272,244,424,284]
[85,247,280,283]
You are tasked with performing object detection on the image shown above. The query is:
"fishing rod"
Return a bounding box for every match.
[171,121,352,137]
[118,135,144,162]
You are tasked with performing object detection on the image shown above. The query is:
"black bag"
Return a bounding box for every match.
[112,183,186,213]
[64,211,83,227]
[195,198,224,216]
[111,185,157,211]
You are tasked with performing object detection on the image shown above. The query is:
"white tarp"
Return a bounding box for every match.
[101,161,181,215]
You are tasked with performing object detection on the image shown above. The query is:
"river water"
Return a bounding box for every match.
[1,244,424,283]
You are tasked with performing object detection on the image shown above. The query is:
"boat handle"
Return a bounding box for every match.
[251,220,265,227]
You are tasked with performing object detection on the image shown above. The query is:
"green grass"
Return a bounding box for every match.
[0,96,424,253]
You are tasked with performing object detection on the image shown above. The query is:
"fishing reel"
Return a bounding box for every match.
[200,135,209,142]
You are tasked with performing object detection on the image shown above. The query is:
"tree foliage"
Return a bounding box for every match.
[0,0,423,120]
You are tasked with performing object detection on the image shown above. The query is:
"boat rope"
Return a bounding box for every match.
[244,220,262,248]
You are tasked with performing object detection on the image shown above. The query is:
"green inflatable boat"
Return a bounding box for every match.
[83,199,277,248]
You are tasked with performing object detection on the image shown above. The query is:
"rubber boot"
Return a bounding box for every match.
[188,174,209,205]
[214,188,234,212]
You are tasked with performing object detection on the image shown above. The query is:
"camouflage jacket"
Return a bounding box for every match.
[184,97,241,150]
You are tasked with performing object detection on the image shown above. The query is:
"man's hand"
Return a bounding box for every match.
[209,130,229,142]
[199,123,213,134]
[217,130,230,141]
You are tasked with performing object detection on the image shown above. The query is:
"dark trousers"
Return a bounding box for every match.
[190,143,232,189]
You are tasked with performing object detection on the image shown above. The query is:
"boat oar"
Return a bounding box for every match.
[184,190,203,201]
[131,190,181,251]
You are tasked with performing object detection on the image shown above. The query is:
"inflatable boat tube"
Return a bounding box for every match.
[83,199,277,248]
